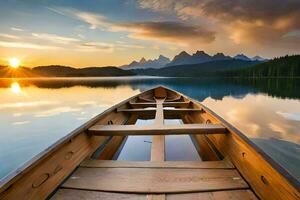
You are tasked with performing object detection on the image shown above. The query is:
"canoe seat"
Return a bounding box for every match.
[88,124,227,136]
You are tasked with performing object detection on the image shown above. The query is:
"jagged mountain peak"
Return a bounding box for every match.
[121,55,171,70]
[252,56,268,61]
[194,50,209,56]
[176,51,190,57]
[158,55,168,59]
[214,52,225,57]
[139,57,147,63]
[234,54,251,61]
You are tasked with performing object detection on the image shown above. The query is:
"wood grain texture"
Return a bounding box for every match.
[118,108,202,114]
[149,98,166,200]
[51,189,257,200]
[51,189,145,200]
[151,136,165,162]
[154,87,167,98]
[148,194,166,200]
[80,160,234,169]
[96,136,124,160]
[0,133,107,200]
[62,168,248,193]
[129,101,190,108]
[167,189,258,200]
[89,124,227,136]
[182,115,220,161]
[96,114,138,160]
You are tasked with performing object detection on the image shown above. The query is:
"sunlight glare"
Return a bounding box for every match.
[9,57,21,68]
[11,82,21,93]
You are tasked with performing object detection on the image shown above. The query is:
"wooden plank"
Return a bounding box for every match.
[129,101,190,108]
[51,189,145,200]
[0,133,108,200]
[117,108,202,114]
[154,98,165,125]
[148,194,165,200]
[154,87,167,98]
[96,136,124,160]
[62,168,248,193]
[183,115,220,161]
[167,189,258,200]
[117,108,156,113]
[51,189,257,200]
[151,136,165,161]
[163,101,190,108]
[80,160,235,169]
[148,98,166,200]
[165,94,182,102]
[89,124,227,136]
[96,114,138,160]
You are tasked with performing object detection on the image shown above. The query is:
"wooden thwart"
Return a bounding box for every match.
[80,160,234,169]
[117,108,203,114]
[88,124,227,136]
[62,167,248,193]
[129,101,190,108]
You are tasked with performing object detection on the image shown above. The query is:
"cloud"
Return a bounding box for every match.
[76,11,111,30]
[0,33,20,40]
[32,33,80,44]
[77,42,114,52]
[48,7,110,30]
[11,27,24,32]
[117,21,215,44]
[34,106,81,117]
[138,0,300,50]
[12,121,30,125]
[48,7,215,45]
[0,41,60,49]
[138,0,300,26]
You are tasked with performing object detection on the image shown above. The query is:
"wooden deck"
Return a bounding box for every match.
[51,159,257,199]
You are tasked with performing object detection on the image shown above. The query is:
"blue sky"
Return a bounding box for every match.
[0,0,299,67]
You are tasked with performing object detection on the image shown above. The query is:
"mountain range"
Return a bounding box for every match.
[121,50,268,70]
[0,65,135,78]
[121,55,170,70]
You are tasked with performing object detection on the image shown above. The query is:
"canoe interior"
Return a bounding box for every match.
[0,86,299,200]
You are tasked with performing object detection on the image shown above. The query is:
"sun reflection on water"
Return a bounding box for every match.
[10,82,21,94]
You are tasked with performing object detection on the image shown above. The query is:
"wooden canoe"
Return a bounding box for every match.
[0,86,299,200]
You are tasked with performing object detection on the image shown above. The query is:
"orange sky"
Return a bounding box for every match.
[0,0,299,67]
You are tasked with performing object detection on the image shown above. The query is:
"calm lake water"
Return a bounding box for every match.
[0,77,299,182]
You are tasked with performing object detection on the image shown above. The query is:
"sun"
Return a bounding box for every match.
[9,57,21,68]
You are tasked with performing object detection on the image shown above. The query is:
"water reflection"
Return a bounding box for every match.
[0,77,299,182]
[10,82,21,94]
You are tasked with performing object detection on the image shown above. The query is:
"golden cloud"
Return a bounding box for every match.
[138,0,300,51]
